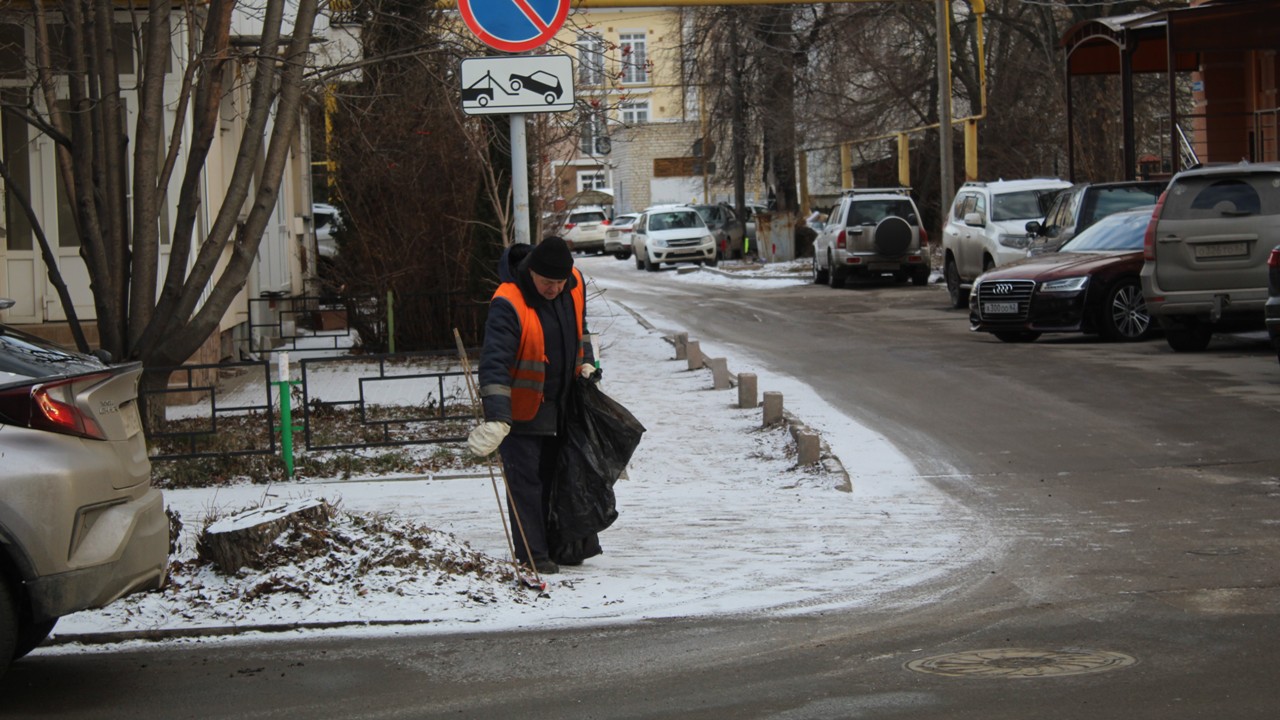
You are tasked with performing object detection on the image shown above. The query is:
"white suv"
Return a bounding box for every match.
[942,178,1072,307]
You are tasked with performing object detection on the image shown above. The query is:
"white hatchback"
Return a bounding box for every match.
[561,206,609,254]
[631,207,718,271]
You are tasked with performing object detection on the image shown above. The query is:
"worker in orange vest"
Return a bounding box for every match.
[469,237,598,575]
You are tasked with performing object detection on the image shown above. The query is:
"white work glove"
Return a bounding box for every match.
[467,421,510,457]
[580,364,602,382]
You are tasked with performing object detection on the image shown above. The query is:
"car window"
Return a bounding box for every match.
[1058,211,1151,253]
[650,211,703,231]
[1082,186,1163,227]
[570,211,606,223]
[1163,175,1280,219]
[847,199,918,226]
[0,326,105,382]
[954,193,974,219]
[990,189,1058,221]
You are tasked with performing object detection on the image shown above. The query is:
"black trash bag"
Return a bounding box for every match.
[548,378,646,565]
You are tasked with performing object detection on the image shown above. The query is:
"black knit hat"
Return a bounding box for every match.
[528,236,574,280]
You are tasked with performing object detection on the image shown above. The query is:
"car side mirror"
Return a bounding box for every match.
[1025,220,1042,236]
[92,348,114,363]
[964,212,985,227]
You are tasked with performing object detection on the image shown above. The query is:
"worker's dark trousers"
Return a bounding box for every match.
[497,433,561,565]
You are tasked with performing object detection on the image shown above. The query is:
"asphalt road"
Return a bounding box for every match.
[3,256,1278,719]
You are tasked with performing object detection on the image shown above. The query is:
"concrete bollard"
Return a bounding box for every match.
[738,373,758,408]
[708,358,731,390]
[762,391,784,426]
[674,332,689,360]
[796,431,820,466]
[686,340,703,370]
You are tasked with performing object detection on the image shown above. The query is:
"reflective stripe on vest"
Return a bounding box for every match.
[491,268,586,422]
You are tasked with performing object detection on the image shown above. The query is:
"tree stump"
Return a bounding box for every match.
[196,499,333,574]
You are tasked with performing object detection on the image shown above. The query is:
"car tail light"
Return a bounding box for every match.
[0,373,110,440]
[564,222,576,230]
[602,219,611,226]
[836,229,847,249]
[1143,190,1167,261]
[1269,247,1280,269]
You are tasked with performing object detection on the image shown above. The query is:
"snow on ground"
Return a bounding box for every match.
[46,260,992,653]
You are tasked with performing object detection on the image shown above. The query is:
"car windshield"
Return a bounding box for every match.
[648,211,704,231]
[570,211,606,223]
[0,326,105,382]
[847,199,917,226]
[691,206,724,225]
[991,189,1061,221]
[1058,210,1152,253]
[1081,185,1164,227]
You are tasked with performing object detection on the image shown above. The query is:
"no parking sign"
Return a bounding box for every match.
[459,0,570,53]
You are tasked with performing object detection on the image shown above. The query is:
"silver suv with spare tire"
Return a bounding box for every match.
[1139,161,1280,352]
[812,188,930,288]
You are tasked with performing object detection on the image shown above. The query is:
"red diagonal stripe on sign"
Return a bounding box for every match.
[513,0,551,32]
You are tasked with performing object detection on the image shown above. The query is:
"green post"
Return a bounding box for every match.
[272,352,302,477]
[386,288,396,354]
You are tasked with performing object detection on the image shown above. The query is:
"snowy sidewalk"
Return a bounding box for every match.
[48,284,992,649]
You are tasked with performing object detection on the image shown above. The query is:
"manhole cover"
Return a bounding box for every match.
[905,648,1137,678]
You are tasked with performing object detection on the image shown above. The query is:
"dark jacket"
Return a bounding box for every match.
[479,256,593,435]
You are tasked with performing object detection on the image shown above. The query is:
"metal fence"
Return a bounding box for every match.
[144,350,478,463]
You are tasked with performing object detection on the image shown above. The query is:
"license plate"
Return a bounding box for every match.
[983,302,1019,315]
[1194,242,1247,258]
[121,406,142,438]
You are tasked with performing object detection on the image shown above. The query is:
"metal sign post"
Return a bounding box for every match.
[458,1,572,247]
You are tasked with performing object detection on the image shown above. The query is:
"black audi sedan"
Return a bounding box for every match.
[969,207,1158,343]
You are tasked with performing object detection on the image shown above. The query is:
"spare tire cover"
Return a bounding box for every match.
[873,216,912,257]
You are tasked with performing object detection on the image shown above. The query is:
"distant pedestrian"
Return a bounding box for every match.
[468,236,598,575]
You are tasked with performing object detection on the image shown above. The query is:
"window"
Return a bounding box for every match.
[0,24,25,79]
[580,113,603,155]
[2,89,33,251]
[577,171,606,192]
[619,33,648,84]
[619,100,649,124]
[577,33,604,86]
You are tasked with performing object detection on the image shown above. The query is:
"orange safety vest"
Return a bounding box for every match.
[490,268,586,422]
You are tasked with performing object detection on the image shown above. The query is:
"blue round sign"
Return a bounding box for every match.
[459,0,570,53]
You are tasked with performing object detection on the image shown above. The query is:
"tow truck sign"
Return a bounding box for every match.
[460,55,575,116]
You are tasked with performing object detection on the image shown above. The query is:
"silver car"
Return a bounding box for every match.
[1140,162,1280,351]
[0,304,168,676]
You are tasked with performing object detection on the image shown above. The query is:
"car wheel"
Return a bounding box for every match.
[812,255,828,284]
[644,253,659,272]
[945,256,969,308]
[706,254,718,267]
[615,250,631,261]
[911,266,930,286]
[634,252,644,271]
[993,330,1041,343]
[13,618,56,660]
[1099,278,1152,342]
[0,578,17,676]
[827,253,845,288]
[1163,318,1213,352]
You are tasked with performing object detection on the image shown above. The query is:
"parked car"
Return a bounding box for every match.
[0,303,168,677]
[1267,246,1280,364]
[742,203,769,247]
[811,188,930,288]
[604,213,639,260]
[313,202,343,259]
[1026,180,1168,255]
[1140,161,1280,352]
[943,178,1073,308]
[968,207,1159,343]
[631,206,718,271]
[561,206,609,254]
[687,203,745,260]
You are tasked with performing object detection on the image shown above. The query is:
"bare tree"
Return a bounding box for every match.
[3,0,317,372]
